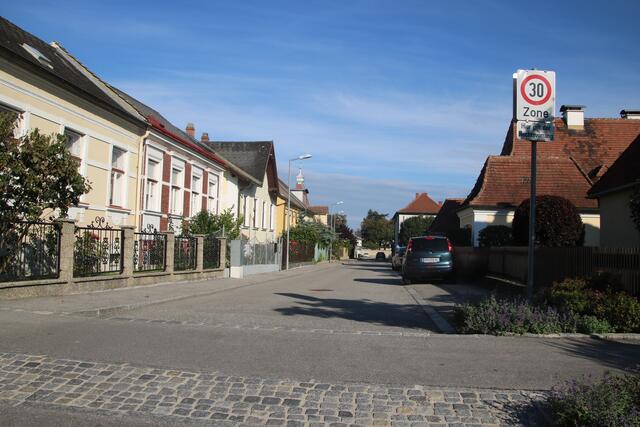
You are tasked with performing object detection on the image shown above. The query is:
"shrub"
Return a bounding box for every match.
[589,271,623,293]
[512,195,584,246]
[594,292,640,333]
[548,371,640,426]
[478,225,512,247]
[575,315,614,334]
[454,296,571,335]
[544,278,594,315]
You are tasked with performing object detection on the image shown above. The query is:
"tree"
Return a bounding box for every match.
[512,195,584,247]
[0,112,91,273]
[398,215,434,245]
[478,225,512,247]
[360,209,393,249]
[182,208,244,240]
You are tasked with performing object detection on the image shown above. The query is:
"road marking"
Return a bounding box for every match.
[404,287,455,334]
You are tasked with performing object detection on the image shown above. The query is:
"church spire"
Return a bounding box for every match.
[295,168,305,190]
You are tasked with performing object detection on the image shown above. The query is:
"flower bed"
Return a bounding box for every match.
[454,275,640,335]
[548,370,640,426]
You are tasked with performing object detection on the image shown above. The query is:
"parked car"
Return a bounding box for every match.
[392,246,406,271]
[375,252,386,261]
[401,236,453,283]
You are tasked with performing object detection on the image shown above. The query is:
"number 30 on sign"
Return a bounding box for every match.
[515,69,555,122]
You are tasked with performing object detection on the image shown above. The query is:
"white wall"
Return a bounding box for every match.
[599,189,640,248]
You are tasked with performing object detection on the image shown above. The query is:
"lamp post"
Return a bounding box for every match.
[286,154,312,270]
[328,201,343,262]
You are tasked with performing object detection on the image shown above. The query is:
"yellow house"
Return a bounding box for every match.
[276,178,306,237]
[0,17,146,227]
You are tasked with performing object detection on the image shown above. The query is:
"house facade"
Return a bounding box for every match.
[392,192,442,244]
[588,131,640,248]
[0,17,147,227]
[458,106,640,246]
[276,179,305,237]
[202,140,279,243]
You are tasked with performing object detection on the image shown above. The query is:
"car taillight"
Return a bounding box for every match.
[447,239,453,253]
[407,240,413,253]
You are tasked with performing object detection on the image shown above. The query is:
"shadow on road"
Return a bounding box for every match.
[274,292,438,330]
[543,338,640,372]
[353,277,402,286]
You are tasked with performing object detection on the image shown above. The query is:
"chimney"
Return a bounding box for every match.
[620,109,640,120]
[200,132,209,143]
[560,105,585,130]
[415,193,419,199]
[185,122,195,139]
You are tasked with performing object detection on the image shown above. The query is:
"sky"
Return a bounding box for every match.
[4,1,640,227]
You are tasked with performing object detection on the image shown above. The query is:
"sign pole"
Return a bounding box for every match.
[527,139,537,302]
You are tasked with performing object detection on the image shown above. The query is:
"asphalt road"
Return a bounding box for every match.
[1,261,638,394]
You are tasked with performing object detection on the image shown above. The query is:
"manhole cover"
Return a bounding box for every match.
[309,289,333,292]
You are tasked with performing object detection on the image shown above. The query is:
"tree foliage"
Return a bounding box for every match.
[182,208,243,240]
[289,218,335,246]
[0,112,91,273]
[360,210,393,249]
[478,225,512,247]
[512,195,584,247]
[398,215,434,245]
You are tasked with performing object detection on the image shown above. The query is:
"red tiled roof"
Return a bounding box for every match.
[429,199,464,233]
[308,205,328,215]
[464,117,640,210]
[588,135,640,197]
[397,193,441,214]
[501,118,640,177]
[464,156,597,209]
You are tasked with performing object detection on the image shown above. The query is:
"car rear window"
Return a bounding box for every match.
[411,238,448,252]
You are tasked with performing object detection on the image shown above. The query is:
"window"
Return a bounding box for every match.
[1,103,25,137]
[270,204,276,230]
[262,200,267,229]
[109,146,126,206]
[64,129,83,159]
[242,195,249,227]
[208,175,218,214]
[252,198,258,228]
[170,167,183,215]
[190,173,202,216]
[144,158,160,211]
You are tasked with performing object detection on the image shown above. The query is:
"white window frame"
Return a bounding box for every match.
[145,157,161,212]
[63,128,84,160]
[109,146,127,207]
[242,195,250,227]
[270,203,276,231]
[170,165,184,216]
[252,197,258,229]
[190,171,202,217]
[261,200,267,229]
[207,174,219,214]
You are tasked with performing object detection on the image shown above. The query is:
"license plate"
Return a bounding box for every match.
[421,257,439,263]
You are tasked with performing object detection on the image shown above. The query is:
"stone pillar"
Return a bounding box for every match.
[163,231,175,274]
[56,218,76,282]
[218,237,227,269]
[194,234,204,271]
[121,225,135,279]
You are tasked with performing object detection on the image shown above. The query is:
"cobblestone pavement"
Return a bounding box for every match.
[0,352,546,426]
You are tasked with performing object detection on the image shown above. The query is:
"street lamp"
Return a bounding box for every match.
[286,154,312,270]
[328,201,344,263]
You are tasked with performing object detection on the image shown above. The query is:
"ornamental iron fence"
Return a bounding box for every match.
[174,236,197,271]
[0,221,61,282]
[73,217,123,277]
[203,235,221,270]
[133,225,166,273]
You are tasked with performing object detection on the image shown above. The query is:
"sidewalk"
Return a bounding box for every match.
[407,281,491,332]
[0,264,334,317]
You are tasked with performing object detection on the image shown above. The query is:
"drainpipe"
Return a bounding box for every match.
[134,130,150,230]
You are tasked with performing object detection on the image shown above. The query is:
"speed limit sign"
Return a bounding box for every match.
[516,69,555,121]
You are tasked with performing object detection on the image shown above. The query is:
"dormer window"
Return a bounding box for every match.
[21,43,53,69]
